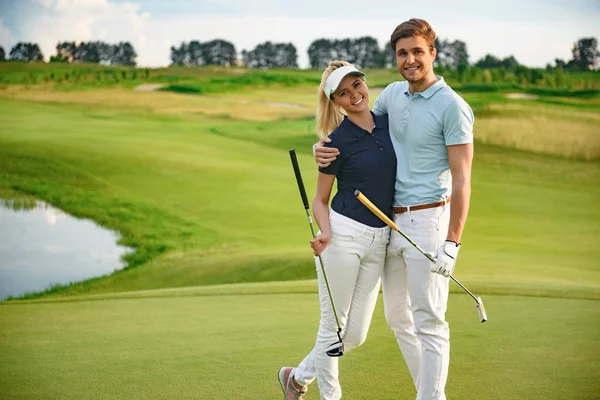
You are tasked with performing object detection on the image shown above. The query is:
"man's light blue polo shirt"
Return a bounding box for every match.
[373,76,474,206]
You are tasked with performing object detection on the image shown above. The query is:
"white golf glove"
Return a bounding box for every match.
[431,240,461,277]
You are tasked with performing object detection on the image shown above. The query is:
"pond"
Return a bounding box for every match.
[0,198,134,300]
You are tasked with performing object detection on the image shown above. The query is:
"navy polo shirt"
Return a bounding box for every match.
[319,112,397,228]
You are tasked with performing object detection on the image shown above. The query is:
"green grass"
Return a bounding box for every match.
[1,66,600,399]
[162,71,321,95]
[0,97,599,299]
[1,288,599,400]
[3,61,598,94]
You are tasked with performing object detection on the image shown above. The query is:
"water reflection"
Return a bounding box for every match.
[0,199,134,300]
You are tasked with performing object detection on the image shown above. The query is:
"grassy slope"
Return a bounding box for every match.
[1,97,599,299]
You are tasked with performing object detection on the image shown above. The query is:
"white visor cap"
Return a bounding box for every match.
[323,65,365,100]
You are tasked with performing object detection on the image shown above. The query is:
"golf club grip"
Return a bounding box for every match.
[354,190,399,231]
[289,149,310,209]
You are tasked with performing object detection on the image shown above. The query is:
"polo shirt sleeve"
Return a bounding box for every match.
[318,134,344,175]
[372,84,392,116]
[442,97,474,146]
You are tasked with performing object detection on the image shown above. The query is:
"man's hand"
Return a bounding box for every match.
[430,241,461,277]
[310,233,332,256]
[314,137,340,168]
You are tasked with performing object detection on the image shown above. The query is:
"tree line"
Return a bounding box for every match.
[3,41,137,66]
[1,36,598,72]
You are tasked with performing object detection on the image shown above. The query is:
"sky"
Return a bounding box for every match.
[0,0,599,68]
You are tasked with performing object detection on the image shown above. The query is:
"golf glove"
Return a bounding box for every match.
[431,240,461,277]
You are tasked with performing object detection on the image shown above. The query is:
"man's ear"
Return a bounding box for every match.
[431,47,437,63]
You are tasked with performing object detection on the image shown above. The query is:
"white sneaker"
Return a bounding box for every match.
[278,367,307,400]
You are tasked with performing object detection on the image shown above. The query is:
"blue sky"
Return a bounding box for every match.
[1,0,599,68]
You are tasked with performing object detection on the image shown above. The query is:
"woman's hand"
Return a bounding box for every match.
[310,233,332,256]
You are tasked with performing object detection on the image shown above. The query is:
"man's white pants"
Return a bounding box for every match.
[295,211,389,400]
[383,205,451,400]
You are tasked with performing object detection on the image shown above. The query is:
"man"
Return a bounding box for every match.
[314,18,474,400]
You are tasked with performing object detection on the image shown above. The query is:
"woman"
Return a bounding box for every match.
[278,61,397,400]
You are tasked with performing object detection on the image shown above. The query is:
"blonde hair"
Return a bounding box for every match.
[316,60,354,138]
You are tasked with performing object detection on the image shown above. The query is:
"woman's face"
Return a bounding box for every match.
[331,75,369,114]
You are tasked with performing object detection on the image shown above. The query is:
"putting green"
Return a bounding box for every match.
[1,285,599,400]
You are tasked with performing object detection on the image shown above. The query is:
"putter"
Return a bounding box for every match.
[354,190,487,323]
[289,149,344,356]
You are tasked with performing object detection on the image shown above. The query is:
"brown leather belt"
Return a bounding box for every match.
[393,196,451,214]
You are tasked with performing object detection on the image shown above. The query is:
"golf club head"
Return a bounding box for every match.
[325,341,344,357]
[476,297,487,323]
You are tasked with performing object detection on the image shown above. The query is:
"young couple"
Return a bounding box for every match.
[278,18,474,400]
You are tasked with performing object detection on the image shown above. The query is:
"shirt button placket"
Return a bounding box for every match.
[402,96,413,128]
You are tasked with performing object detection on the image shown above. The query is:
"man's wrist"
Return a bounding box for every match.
[445,239,461,246]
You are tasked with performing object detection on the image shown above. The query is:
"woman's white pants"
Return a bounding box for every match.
[294,211,390,400]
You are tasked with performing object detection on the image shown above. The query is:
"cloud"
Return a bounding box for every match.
[0,17,16,51]
[12,0,149,61]
[2,0,599,67]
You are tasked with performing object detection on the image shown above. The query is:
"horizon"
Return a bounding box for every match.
[0,0,599,69]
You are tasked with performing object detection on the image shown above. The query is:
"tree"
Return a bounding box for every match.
[56,41,78,62]
[481,69,492,83]
[554,58,567,69]
[77,41,99,63]
[308,39,335,69]
[350,36,380,68]
[170,42,188,66]
[307,37,381,69]
[434,38,448,68]
[74,41,113,63]
[203,39,236,66]
[449,40,469,68]
[474,54,520,69]
[375,46,395,68]
[53,41,137,65]
[112,42,136,66]
[9,42,44,62]
[170,39,236,66]
[500,55,519,69]
[435,38,469,69]
[242,41,298,68]
[275,43,298,68]
[187,40,204,65]
[0,46,5,61]
[474,54,501,69]
[570,37,599,70]
[514,64,532,84]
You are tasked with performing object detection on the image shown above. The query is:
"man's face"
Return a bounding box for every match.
[394,35,436,83]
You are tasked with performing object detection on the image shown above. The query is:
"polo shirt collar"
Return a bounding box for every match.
[342,111,381,137]
[404,75,447,99]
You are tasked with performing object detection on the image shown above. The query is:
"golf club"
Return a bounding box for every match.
[289,149,344,356]
[354,190,487,323]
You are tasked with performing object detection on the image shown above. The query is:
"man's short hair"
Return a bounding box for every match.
[390,18,436,52]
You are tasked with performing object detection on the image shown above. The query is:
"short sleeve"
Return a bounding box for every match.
[372,84,392,116]
[318,134,344,175]
[442,97,474,146]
